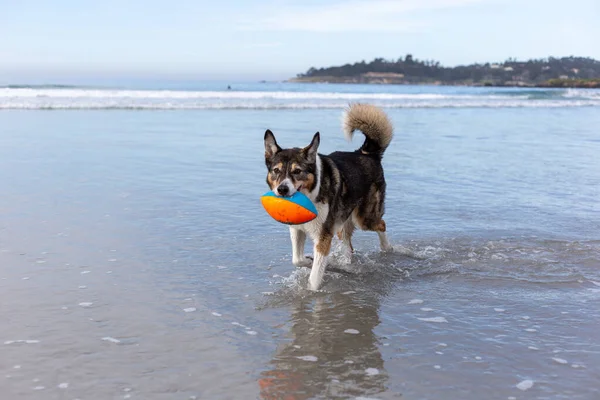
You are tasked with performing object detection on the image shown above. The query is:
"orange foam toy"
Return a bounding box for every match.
[261,191,318,225]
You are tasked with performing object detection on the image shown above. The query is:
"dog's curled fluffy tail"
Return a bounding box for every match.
[342,103,393,157]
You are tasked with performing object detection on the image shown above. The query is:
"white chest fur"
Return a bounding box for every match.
[293,202,329,240]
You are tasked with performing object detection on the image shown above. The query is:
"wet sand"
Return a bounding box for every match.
[2,107,600,399]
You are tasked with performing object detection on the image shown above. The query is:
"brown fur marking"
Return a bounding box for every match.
[303,173,315,192]
[316,234,333,255]
[338,220,355,252]
[352,183,386,232]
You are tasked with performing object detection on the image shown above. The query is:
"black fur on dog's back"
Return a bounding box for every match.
[316,151,383,208]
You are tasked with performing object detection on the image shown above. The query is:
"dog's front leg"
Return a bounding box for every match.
[308,233,333,290]
[290,227,311,266]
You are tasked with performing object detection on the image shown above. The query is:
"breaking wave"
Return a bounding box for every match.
[1,87,599,110]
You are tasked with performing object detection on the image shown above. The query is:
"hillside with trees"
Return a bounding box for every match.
[292,55,600,87]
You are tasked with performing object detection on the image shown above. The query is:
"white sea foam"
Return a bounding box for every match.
[408,299,424,304]
[231,322,251,329]
[1,88,598,110]
[296,355,318,362]
[516,379,534,390]
[418,317,448,323]
[0,88,509,100]
[563,88,600,99]
[183,307,196,313]
[102,337,121,343]
[5,340,40,345]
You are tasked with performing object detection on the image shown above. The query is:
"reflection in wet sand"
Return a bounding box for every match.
[260,293,388,399]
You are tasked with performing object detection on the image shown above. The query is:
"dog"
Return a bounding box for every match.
[264,103,394,290]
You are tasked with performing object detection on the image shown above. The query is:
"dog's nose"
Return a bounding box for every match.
[277,184,290,196]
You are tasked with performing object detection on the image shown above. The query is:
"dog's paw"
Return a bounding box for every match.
[293,256,313,267]
[382,244,394,253]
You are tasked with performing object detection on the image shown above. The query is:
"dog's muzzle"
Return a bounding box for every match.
[276,184,290,196]
[274,179,296,197]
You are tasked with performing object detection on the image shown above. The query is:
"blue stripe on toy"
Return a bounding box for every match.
[262,191,318,215]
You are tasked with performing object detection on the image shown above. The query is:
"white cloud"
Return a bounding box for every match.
[240,0,488,32]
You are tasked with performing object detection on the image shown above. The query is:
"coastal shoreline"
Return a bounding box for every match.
[288,76,600,89]
[292,56,600,88]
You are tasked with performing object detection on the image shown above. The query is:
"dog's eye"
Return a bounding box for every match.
[292,169,302,175]
[272,168,280,174]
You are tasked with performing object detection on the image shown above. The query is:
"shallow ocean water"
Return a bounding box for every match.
[1,84,600,399]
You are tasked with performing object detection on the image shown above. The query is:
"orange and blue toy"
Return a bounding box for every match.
[261,191,318,225]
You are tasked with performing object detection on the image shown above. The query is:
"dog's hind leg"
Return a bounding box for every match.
[337,219,355,261]
[308,233,333,290]
[290,227,311,266]
[375,220,393,252]
[355,217,393,252]
[353,185,394,252]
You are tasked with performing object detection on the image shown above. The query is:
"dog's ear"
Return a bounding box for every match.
[264,129,281,159]
[302,132,320,163]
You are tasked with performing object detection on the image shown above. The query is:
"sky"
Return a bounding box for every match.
[1,0,599,82]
